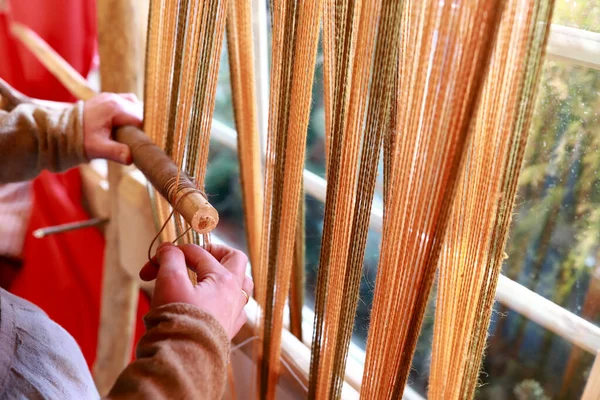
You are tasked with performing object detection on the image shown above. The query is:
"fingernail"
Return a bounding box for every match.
[157,242,173,253]
[121,151,129,164]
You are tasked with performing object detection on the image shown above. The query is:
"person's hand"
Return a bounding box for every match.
[139,242,253,339]
[83,92,143,164]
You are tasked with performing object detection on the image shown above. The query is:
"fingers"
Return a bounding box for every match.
[231,310,248,339]
[177,244,228,279]
[83,92,143,163]
[232,277,253,338]
[139,255,158,281]
[155,243,191,286]
[112,97,143,128]
[242,276,254,299]
[206,243,248,279]
[100,93,144,127]
[141,243,250,292]
[205,243,243,262]
[92,138,132,164]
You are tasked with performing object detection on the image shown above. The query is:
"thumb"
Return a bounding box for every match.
[96,139,132,165]
[156,243,190,284]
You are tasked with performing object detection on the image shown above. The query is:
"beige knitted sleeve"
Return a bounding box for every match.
[105,303,230,400]
[0,101,87,184]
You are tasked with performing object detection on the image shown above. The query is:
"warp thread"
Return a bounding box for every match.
[147,176,210,265]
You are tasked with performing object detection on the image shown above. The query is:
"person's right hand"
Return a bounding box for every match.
[139,242,253,339]
[83,92,143,164]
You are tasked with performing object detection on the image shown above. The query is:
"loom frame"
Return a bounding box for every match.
[33,3,600,396]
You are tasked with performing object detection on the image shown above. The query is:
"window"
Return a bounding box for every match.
[482,58,600,400]
[206,1,600,398]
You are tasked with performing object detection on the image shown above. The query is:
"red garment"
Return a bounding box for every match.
[0,0,150,367]
[11,169,150,368]
[0,0,97,101]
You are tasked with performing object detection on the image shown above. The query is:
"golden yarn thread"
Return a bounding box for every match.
[226,0,265,303]
[141,0,555,397]
[323,0,385,396]
[257,1,323,398]
[309,0,367,397]
[362,0,504,398]
[428,0,555,398]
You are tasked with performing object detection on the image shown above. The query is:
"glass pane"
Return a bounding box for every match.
[213,37,235,127]
[478,310,593,399]
[506,60,600,322]
[305,40,327,179]
[207,40,243,247]
[304,190,381,350]
[305,39,386,205]
[553,0,600,33]
[206,142,247,251]
[405,289,596,399]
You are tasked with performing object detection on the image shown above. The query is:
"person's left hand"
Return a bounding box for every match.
[139,243,252,339]
[83,92,143,164]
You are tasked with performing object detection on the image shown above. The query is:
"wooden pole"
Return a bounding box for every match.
[582,352,600,400]
[92,0,147,394]
[10,23,97,100]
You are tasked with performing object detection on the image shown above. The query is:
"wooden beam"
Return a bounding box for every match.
[117,169,160,279]
[582,352,600,400]
[80,162,155,295]
[546,24,600,71]
[10,22,97,100]
[92,0,146,394]
[495,275,600,355]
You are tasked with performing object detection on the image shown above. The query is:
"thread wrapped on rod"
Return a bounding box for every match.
[115,126,218,233]
[10,21,219,234]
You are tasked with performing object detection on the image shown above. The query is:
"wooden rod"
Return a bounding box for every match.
[10,23,97,101]
[32,217,109,238]
[582,351,600,400]
[10,21,219,234]
[496,274,600,355]
[116,126,218,233]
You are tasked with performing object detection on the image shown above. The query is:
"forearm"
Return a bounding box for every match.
[105,303,230,400]
[0,102,87,184]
